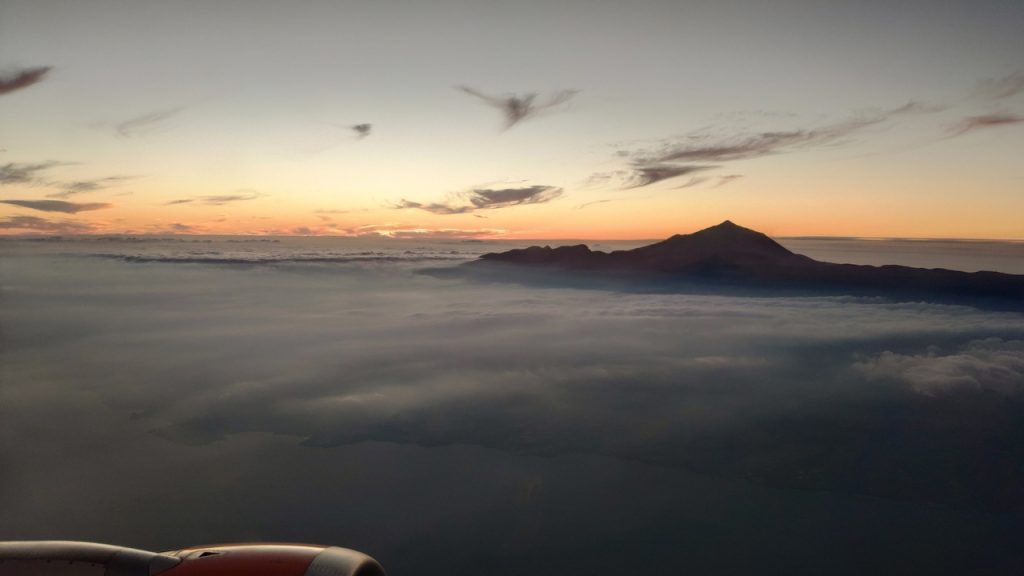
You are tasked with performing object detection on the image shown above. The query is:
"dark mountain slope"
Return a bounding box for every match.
[472,221,1024,304]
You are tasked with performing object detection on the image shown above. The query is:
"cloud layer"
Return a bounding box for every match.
[854,338,1024,396]
[0,215,97,233]
[3,245,1024,573]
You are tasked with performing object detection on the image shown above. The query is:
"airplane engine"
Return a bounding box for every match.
[0,541,385,576]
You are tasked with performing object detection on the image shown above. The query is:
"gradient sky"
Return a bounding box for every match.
[1,0,1022,239]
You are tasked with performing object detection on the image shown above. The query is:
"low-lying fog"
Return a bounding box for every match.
[2,238,1023,574]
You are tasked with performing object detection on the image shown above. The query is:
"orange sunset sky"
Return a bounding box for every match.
[2,1,1023,240]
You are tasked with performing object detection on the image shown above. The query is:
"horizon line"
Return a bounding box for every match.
[3,232,1024,243]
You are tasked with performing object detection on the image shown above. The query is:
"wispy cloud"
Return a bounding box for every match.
[395,185,563,215]
[577,198,615,210]
[674,176,710,189]
[625,164,715,189]
[464,186,563,209]
[652,115,887,164]
[713,174,744,188]
[458,86,578,129]
[1,199,112,213]
[352,123,372,139]
[299,122,375,154]
[165,191,264,206]
[0,66,51,96]
[0,215,97,233]
[0,162,132,200]
[115,107,184,137]
[608,110,908,188]
[973,71,1024,101]
[46,176,133,198]
[348,223,506,239]
[887,100,947,115]
[392,200,472,215]
[945,113,1024,138]
[0,161,64,185]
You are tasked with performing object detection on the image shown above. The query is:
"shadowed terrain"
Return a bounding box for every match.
[469,221,1024,308]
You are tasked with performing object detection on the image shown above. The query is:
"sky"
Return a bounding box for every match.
[1,0,1023,239]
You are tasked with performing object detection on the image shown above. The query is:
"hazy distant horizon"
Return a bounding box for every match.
[5,229,1024,275]
[3,230,1024,242]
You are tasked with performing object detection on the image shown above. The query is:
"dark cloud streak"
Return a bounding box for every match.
[613,110,913,188]
[652,116,887,164]
[674,176,710,189]
[626,164,715,188]
[576,199,614,210]
[47,176,132,198]
[887,100,946,115]
[352,124,372,139]
[0,66,51,95]
[458,86,578,129]
[713,174,744,188]
[945,113,1024,138]
[0,161,63,185]
[1,199,112,213]
[115,108,184,137]
[165,191,264,206]
[396,185,562,215]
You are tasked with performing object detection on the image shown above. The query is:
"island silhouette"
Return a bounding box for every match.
[464,221,1024,307]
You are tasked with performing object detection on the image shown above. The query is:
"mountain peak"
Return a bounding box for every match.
[479,220,805,272]
[641,220,798,266]
[695,220,755,235]
[665,220,757,240]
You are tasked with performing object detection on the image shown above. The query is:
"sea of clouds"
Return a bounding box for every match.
[2,246,1023,574]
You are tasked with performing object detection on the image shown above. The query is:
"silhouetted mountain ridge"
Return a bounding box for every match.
[472,221,1024,305]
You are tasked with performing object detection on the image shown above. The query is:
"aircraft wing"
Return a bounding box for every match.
[0,541,384,576]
